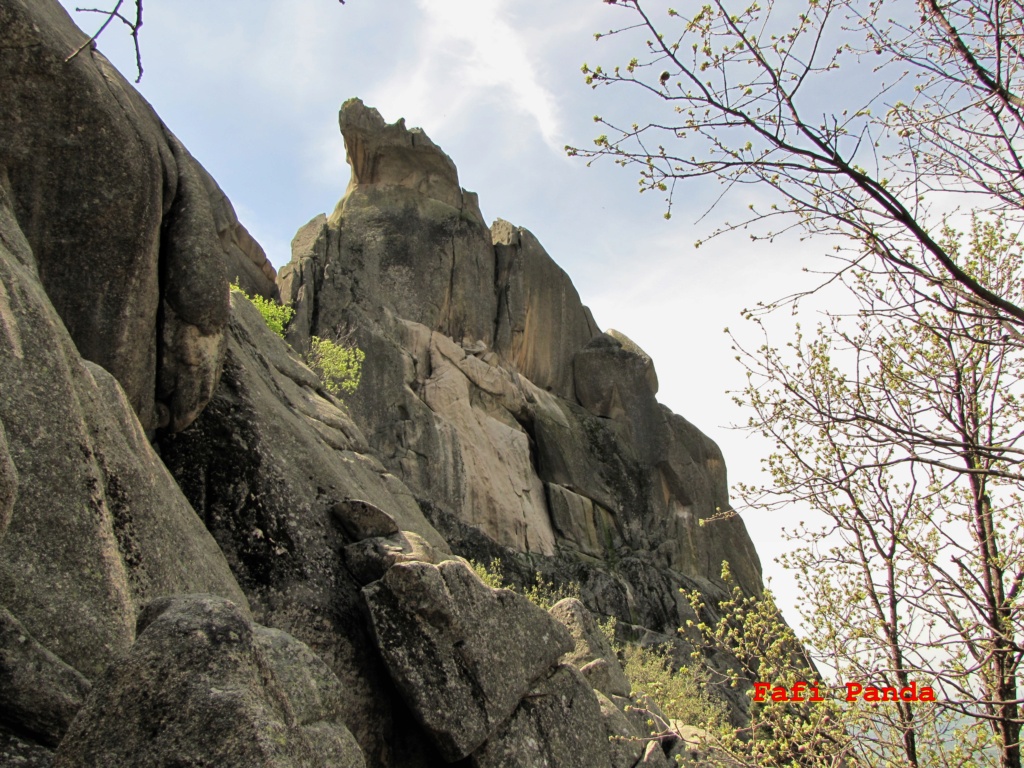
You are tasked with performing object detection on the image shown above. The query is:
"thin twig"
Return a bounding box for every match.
[65,1,145,83]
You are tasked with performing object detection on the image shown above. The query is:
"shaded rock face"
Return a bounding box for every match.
[470,664,612,768]
[0,122,259,761]
[0,0,275,433]
[159,291,453,766]
[0,607,91,749]
[364,559,574,761]
[492,218,600,400]
[0,724,55,768]
[550,597,631,698]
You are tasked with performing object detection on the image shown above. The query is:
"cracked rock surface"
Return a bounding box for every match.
[364,560,574,761]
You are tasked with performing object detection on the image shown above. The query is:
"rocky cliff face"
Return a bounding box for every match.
[279,98,762,608]
[0,2,762,766]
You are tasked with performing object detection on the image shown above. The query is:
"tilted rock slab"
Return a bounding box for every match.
[419,328,557,554]
[364,560,575,761]
[54,595,365,768]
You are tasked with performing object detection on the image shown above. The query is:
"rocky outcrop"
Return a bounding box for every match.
[0,0,274,432]
[0,4,767,765]
[339,98,472,215]
[54,595,364,768]
[492,218,600,400]
[0,184,247,691]
[364,559,574,761]
[158,289,452,767]
[281,98,762,604]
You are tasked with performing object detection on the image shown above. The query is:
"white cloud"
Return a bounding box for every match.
[372,0,563,150]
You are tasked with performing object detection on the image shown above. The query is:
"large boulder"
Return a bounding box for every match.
[343,530,453,587]
[0,0,270,432]
[283,97,497,350]
[53,595,365,768]
[363,559,575,761]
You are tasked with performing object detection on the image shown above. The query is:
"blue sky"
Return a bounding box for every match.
[58,0,831,619]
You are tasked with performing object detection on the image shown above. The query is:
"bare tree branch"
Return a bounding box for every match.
[65,0,144,82]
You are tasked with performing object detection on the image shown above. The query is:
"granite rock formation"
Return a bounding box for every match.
[0,3,765,766]
[0,0,276,433]
[280,97,762,615]
[53,595,365,768]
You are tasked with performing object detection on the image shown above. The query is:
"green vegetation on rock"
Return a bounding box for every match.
[230,282,294,338]
[230,282,364,400]
[469,558,581,611]
[307,336,364,398]
[620,643,727,733]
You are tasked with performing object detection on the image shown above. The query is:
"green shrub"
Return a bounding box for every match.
[468,559,580,610]
[307,335,364,397]
[230,282,364,400]
[470,558,507,589]
[621,643,728,731]
[230,282,294,338]
[521,575,581,611]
